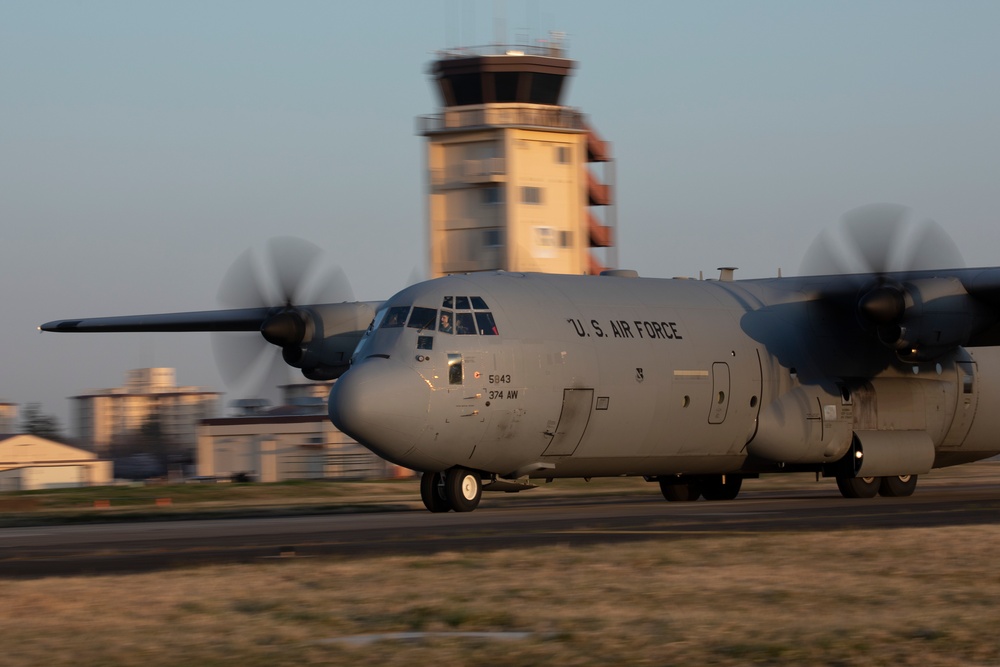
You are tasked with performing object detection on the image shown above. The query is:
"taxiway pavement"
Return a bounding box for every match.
[3,483,1000,577]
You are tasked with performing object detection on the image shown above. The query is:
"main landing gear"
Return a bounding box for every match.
[420,467,483,513]
[836,474,918,498]
[658,474,743,502]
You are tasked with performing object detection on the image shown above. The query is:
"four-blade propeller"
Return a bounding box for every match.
[801,204,979,360]
[212,237,354,399]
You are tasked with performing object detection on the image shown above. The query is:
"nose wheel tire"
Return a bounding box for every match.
[836,475,880,498]
[879,474,918,497]
[420,472,452,513]
[445,467,483,512]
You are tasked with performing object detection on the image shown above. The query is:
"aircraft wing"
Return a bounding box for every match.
[795,266,1000,357]
[40,307,277,333]
[964,267,1000,305]
[40,301,381,381]
[961,267,1000,347]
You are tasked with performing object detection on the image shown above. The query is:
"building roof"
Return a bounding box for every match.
[0,433,101,463]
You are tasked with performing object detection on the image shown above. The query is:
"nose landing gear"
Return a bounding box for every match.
[419,467,483,513]
[419,471,451,512]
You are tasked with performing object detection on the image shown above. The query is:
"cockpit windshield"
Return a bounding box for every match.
[382,306,410,328]
[407,307,437,331]
[353,294,500,362]
[351,305,390,361]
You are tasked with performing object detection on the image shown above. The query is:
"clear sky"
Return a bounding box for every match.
[3,1,999,429]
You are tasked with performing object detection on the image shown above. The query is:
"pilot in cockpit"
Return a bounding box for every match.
[385,308,407,327]
[439,311,453,334]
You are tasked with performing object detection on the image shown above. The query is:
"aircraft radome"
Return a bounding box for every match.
[41,205,1000,512]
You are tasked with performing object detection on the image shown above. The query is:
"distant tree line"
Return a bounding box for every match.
[20,403,62,439]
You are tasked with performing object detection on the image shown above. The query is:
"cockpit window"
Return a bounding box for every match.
[455,312,476,335]
[439,310,454,334]
[475,311,498,335]
[438,297,499,335]
[351,307,387,362]
[407,307,437,331]
[382,306,410,328]
[367,309,387,334]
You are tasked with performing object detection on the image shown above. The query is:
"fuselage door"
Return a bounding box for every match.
[542,388,595,456]
[940,360,980,449]
[708,362,731,424]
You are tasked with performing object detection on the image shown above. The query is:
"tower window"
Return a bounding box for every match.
[521,186,543,205]
[556,146,571,164]
[483,229,502,247]
[560,231,573,248]
[536,227,555,247]
[481,186,502,205]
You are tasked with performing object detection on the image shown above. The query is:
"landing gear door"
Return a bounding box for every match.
[542,389,594,456]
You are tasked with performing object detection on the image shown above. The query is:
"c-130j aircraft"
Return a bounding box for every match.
[41,205,1000,512]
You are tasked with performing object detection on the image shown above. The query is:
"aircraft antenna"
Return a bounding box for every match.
[493,0,505,44]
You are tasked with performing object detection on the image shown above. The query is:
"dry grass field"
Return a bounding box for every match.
[4,525,1000,666]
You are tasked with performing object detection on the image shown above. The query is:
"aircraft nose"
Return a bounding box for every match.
[328,358,431,465]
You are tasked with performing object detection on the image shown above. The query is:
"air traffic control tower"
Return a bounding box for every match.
[418,37,616,277]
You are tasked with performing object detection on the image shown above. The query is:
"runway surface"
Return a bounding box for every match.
[4,481,1000,577]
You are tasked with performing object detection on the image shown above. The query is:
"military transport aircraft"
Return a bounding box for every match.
[41,204,1000,512]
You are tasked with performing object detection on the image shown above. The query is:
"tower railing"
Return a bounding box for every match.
[435,42,567,59]
[418,106,586,134]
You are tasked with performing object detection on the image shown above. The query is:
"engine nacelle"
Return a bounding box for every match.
[860,277,992,361]
[269,302,378,380]
[824,430,935,478]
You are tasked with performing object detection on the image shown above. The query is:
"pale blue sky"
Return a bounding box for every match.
[2,1,999,427]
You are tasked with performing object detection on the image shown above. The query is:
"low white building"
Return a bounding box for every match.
[0,434,113,491]
[197,413,408,482]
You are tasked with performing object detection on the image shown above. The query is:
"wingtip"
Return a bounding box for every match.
[39,320,81,332]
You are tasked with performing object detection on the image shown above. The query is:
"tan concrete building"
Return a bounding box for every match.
[0,402,17,434]
[72,368,221,458]
[0,434,112,491]
[420,39,616,278]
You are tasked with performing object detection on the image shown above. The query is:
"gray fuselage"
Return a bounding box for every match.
[329,271,1000,481]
